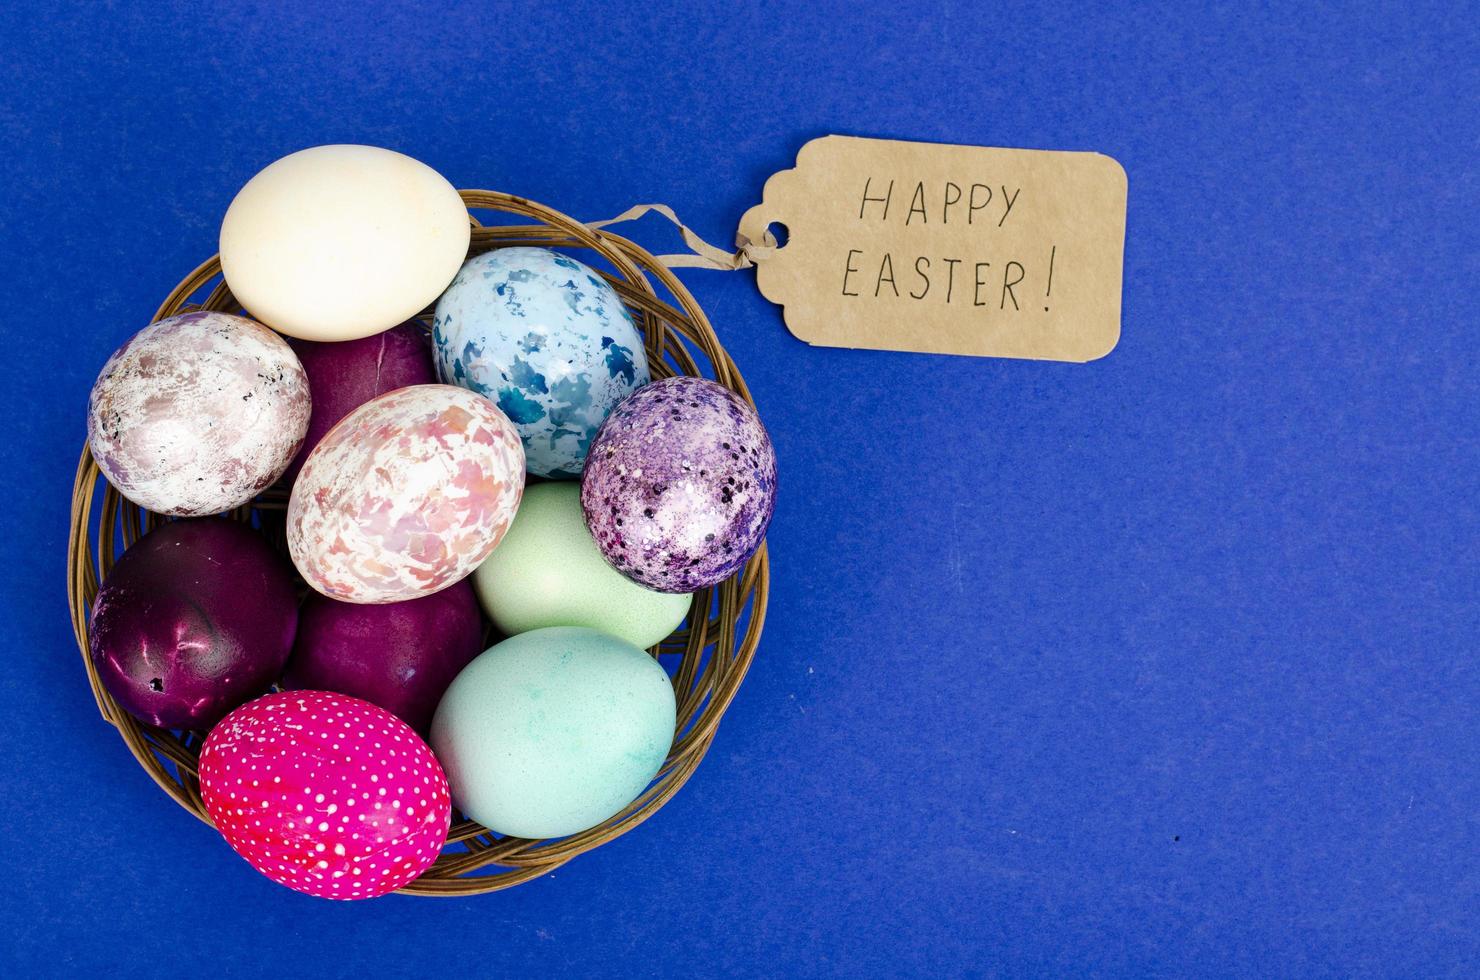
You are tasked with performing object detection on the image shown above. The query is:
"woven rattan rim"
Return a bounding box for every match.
[65,190,771,897]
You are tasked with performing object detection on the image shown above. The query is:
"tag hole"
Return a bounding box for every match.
[766,222,790,249]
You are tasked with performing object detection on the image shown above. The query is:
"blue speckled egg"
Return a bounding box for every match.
[432,247,650,478]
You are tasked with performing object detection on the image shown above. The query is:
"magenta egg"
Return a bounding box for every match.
[88,518,297,730]
[282,320,436,484]
[581,376,777,592]
[199,691,452,900]
[283,581,484,734]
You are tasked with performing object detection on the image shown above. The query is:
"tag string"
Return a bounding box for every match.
[587,203,778,271]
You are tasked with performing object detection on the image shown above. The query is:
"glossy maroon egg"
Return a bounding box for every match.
[282,320,436,484]
[88,518,298,729]
[283,580,484,733]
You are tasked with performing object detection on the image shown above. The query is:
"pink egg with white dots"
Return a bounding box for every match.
[199,690,451,900]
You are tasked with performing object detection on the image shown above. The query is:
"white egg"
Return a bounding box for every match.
[220,145,470,342]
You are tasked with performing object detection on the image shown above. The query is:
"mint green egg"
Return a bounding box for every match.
[429,626,676,839]
[473,482,692,649]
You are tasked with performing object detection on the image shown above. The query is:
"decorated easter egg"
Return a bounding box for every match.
[220,145,470,342]
[432,246,650,478]
[282,320,437,483]
[88,518,297,729]
[287,384,524,604]
[87,311,311,516]
[581,376,777,592]
[200,691,451,900]
[284,580,484,734]
[474,483,690,649]
[431,627,675,839]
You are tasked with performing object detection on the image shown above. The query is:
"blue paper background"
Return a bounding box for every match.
[2,2,1476,976]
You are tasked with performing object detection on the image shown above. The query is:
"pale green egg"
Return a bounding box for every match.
[429,626,677,839]
[473,482,692,649]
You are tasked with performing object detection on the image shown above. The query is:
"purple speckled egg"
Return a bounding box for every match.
[581,376,776,593]
[87,311,311,516]
[282,320,436,484]
[88,518,298,730]
[283,580,484,734]
[287,384,525,604]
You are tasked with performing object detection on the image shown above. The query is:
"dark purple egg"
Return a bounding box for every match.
[581,376,777,593]
[283,580,484,733]
[88,518,298,730]
[282,320,436,483]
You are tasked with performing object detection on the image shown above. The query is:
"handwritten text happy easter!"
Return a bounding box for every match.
[840,178,1057,313]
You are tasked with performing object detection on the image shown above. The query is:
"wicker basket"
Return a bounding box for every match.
[65,190,770,897]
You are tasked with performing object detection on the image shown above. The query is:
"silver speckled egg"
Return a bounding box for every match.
[87,311,311,516]
[432,247,650,478]
[581,376,777,593]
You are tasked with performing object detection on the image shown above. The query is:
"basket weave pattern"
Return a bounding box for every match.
[66,190,770,896]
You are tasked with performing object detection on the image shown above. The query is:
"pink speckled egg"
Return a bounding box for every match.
[87,311,311,516]
[287,384,525,604]
[199,690,451,900]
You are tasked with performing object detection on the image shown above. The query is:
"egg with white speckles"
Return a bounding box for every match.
[200,690,451,900]
[87,311,311,516]
[287,384,525,604]
[430,627,676,839]
[432,247,650,478]
[581,376,776,593]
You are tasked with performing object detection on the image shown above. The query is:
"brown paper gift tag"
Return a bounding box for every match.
[735,135,1127,362]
